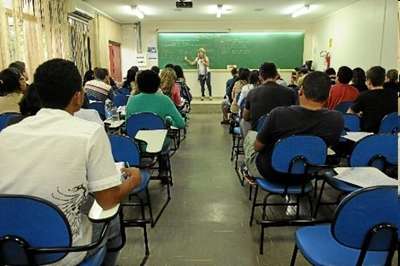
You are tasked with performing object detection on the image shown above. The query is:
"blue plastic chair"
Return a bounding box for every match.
[249,136,327,254]
[379,112,399,134]
[291,186,398,266]
[113,94,129,108]
[0,195,112,265]
[126,112,165,140]
[0,112,20,132]
[343,114,360,132]
[256,114,269,132]
[335,101,353,114]
[87,102,106,121]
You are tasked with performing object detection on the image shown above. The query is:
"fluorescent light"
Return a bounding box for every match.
[132,5,144,19]
[216,4,223,18]
[292,4,311,18]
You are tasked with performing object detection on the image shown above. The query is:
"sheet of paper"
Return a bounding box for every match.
[342,132,373,142]
[333,167,397,187]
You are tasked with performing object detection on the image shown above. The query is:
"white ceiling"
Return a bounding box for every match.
[81,0,360,24]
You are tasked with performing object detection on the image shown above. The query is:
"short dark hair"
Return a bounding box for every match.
[123,66,139,87]
[165,64,174,69]
[366,66,386,87]
[34,59,82,109]
[9,61,26,74]
[352,67,366,86]
[94,68,109,80]
[137,70,160,94]
[19,84,42,116]
[83,70,94,85]
[238,68,250,81]
[337,66,353,84]
[302,71,331,102]
[325,67,336,76]
[151,66,160,74]
[231,67,238,76]
[173,65,185,79]
[0,67,21,95]
[386,69,398,82]
[259,62,278,79]
[249,70,260,85]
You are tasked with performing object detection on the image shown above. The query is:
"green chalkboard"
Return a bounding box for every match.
[158,32,304,70]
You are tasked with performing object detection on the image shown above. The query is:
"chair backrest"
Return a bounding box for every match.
[350,134,397,169]
[332,186,398,251]
[0,112,20,132]
[271,136,327,174]
[379,112,399,134]
[113,94,129,108]
[87,101,106,120]
[0,195,71,265]
[335,101,353,114]
[126,112,165,139]
[256,114,268,132]
[343,114,360,132]
[109,134,140,166]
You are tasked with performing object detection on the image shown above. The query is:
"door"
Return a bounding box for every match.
[108,41,122,82]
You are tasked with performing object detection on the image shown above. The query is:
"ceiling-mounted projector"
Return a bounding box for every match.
[176,0,193,8]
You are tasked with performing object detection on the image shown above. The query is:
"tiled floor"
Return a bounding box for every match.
[117,114,397,266]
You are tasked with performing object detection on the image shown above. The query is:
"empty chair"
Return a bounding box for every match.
[379,112,399,134]
[291,186,398,266]
[335,101,353,114]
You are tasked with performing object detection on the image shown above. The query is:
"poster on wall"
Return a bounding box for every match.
[147,46,158,60]
[136,53,146,67]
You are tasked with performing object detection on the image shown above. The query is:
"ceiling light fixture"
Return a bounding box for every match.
[216,4,223,18]
[291,4,311,18]
[132,5,144,19]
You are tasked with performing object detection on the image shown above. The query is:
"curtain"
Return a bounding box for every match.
[69,17,90,76]
[0,0,10,69]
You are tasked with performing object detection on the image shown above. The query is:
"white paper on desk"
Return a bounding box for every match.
[333,167,397,187]
[342,132,373,142]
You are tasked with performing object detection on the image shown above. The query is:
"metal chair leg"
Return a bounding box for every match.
[313,180,326,218]
[290,244,298,266]
[145,188,154,227]
[295,195,300,219]
[259,224,265,254]
[249,185,259,226]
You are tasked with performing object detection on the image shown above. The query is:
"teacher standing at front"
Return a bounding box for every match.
[184,48,212,101]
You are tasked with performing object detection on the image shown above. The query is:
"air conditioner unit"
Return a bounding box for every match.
[176,0,193,8]
[69,7,94,22]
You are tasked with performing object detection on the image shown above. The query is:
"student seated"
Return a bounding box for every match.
[238,70,260,137]
[230,68,250,114]
[0,59,141,265]
[221,67,238,124]
[84,68,113,102]
[327,66,359,109]
[160,67,184,108]
[243,71,344,184]
[74,94,104,126]
[174,64,192,105]
[351,67,368,93]
[243,62,297,130]
[384,69,399,95]
[151,65,160,75]
[121,66,139,95]
[349,66,397,133]
[0,67,27,114]
[325,67,336,85]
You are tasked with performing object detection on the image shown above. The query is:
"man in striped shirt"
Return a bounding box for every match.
[84,68,113,102]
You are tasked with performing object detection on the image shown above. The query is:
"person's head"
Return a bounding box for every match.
[173,65,185,80]
[352,67,366,86]
[165,64,174,69]
[259,62,278,81]
[198,48,206,58]
[249,70,260,85]
[336,66,353,84]
[83,70,94,85]
[366,66,386,89]
[124,66,139,86]
[94,68,109,84]
[151,66,160,75]
[136,70,160,94]
[160,68,177,95]
[386,69,399,83]
[238,68,250,82]
[9,61,28,81]
[34,59,83,113]
[325,67,336,76]
[299,71,331,106]
[18,84,42,116]
[0,67,24,96]
[230,67,238,77]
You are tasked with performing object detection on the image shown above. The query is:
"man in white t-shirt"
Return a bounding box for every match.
[0,59,141,265]
[185,48,213,100]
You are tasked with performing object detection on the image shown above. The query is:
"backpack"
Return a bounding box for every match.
[178,80,193,103]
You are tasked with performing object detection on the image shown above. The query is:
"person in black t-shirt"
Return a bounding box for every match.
[243,62,297,129]
[243,71,343,185]
[349,66,397,133]
[383,69,400,95]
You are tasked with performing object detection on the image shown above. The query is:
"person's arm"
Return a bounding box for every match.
[184,56,197,66]
[243,91,252,121]
[202,56,210,67]
[165,97,185,128]
[348,93,363,115]
[254,111,274,152]
[254,138,265,152]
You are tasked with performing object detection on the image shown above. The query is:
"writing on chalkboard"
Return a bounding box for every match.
[158,32,304,69]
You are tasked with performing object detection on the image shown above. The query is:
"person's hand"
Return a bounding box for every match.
[121,167,141,188]
[184,56,188,61]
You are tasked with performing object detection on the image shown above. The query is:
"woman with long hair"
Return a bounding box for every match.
[184,48,212,100]
[160,67,183,107]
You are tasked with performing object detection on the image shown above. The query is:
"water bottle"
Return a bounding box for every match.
[105,99,113,120]
[111,105,118,121]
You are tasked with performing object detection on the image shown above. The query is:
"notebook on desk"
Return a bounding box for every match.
[333,167,397,188]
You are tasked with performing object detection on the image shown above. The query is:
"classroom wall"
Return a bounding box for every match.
[311,0,398,71]
[121,21,313,97]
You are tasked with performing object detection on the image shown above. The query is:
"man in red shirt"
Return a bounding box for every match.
[327,66,359,110]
